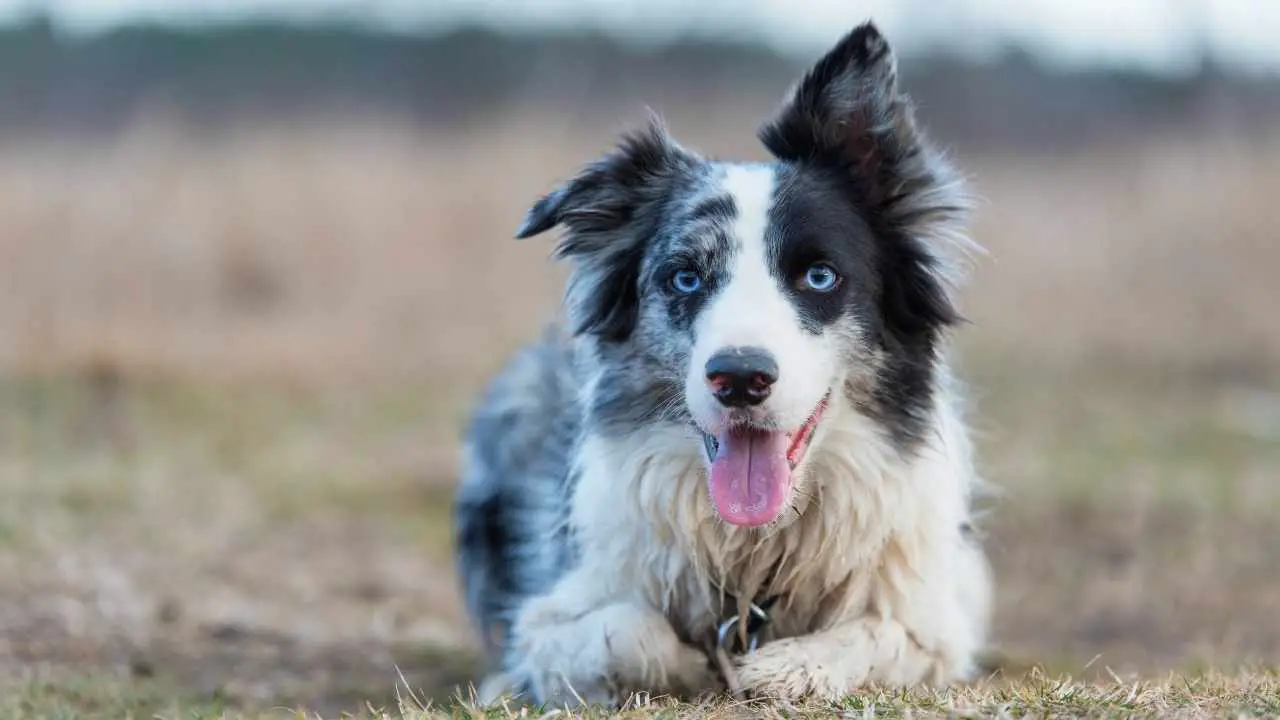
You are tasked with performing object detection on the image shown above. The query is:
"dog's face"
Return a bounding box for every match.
[516,23,972,528]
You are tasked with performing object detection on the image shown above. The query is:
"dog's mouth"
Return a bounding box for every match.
[699,393,831,528]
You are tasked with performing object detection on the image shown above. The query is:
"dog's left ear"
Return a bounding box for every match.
[761,21,975,340]
[759,22,926,205]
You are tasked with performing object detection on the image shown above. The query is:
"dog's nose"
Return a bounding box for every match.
[705,347,778,407]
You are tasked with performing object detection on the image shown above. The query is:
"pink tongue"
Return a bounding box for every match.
[708,428,792,527]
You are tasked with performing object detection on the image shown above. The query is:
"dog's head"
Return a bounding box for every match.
[516,22,974,528]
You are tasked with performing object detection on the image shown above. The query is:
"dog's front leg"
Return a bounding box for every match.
[489,570,722,707]
[732,615,956,701]
[735,529,990,701]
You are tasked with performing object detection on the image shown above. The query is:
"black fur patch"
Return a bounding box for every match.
[758,20,967,449]
[685,195,737,228]
[515,121,702,343]
[767,165,879,335]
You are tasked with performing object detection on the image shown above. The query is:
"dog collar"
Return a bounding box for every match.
[708,568,782,656]
[707,579,781,698]
[715,592,779,655]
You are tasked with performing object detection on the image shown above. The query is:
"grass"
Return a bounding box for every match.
[0,113,1276,717]
[1,677,234,720]
[8,670,1280,718]
[434,672,1280,718]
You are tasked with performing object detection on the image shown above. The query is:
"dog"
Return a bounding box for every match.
[452,20,992,707]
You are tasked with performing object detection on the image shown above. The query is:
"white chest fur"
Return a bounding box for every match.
[569,399,975,648]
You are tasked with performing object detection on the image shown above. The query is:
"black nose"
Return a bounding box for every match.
[704,347,778,407]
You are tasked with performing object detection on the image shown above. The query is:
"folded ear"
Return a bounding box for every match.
[514,118,698,342]
[515,117,695,242]
[760,21,976,341]
[514,186,569,239]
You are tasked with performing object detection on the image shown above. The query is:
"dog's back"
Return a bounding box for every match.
[452,325,581,660]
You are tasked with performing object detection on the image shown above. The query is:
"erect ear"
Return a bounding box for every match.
[760,21,976,342]
[759,21,919,206]
[514,118,697,342]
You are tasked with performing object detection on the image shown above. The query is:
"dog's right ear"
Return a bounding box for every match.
[514,187,568,239]
[513,118,694,243]
[513,119,698,342]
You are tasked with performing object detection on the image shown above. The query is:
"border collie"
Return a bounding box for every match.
[453,20,992,706]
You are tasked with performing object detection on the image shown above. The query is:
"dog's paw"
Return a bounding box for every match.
[545,678,620,709]
[734,637,868,702]
[507,599,723,706]
[733,638,824,701]
[475,670,520,706]
[507,665,621,709]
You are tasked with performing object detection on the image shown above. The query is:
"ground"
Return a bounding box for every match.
[5,366,1279,718]
[0,118,1277,718]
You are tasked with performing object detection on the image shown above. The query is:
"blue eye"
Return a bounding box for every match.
[670,269,702,294]
[802,263,840,292]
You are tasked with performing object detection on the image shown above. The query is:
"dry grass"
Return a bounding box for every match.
[9,669,1280,718]
[0,109,1277,717]
[3,110,1278,381]
[425,671,1280,718]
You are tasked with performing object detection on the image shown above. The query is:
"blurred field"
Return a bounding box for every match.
[1,109,1278,716]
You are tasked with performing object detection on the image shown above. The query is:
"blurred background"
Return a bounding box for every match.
[0,0,1277,715]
